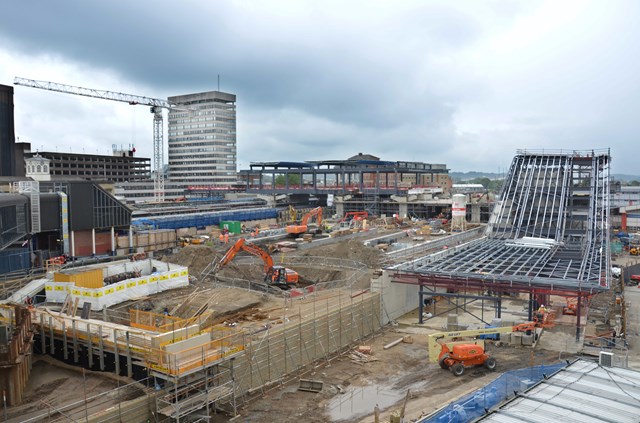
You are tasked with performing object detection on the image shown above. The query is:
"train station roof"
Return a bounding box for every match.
[478,359,640,423]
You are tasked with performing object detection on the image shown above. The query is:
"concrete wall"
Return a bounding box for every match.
[79,292,382,421]
[87,391,158,423]
[372,271,419,324]
[233,292,381,394]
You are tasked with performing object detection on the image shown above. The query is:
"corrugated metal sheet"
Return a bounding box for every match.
[0,193,27,206]
[479,360,640,423]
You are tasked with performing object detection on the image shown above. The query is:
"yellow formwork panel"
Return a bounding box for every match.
[53,268,104,288]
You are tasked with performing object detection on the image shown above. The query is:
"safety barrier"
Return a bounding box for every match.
[145,327,245,377]
[45,261,189,310]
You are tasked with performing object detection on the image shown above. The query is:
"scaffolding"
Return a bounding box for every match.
[29,282,381,421]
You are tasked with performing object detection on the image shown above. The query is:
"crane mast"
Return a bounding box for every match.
[14,77,178,202]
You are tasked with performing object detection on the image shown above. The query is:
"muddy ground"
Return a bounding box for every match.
[6,355,146,423]
[145,242,569,422]
[209,324,561,423]
[11,236,616,422]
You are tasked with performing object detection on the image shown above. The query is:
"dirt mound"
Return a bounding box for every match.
[161,245,222,275]
[302,239,382,268]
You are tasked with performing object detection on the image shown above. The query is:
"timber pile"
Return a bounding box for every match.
[349,347,377,365]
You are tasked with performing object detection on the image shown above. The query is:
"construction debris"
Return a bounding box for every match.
[298,379,323,393]
[382,335,414,350]
[383,337,404,350]
[356,345,372,355]
[349,350,378,365]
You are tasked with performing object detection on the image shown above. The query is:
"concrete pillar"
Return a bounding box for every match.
[128,225,134,254]
[335,200,345,218]
[70,230,76,258]
[92,228,96,256]
[576,296,582,342]
[111,227,115,256]
[471,204,481,223]
[398,203,408,219]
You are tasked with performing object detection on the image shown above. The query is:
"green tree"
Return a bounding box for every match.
[275,174,301,186]
[468,177,503,193]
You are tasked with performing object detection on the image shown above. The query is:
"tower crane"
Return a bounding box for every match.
[13,77,187,202]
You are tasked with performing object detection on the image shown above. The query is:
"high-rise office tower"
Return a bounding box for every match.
[0,84,16,176]
[167,91,237,186]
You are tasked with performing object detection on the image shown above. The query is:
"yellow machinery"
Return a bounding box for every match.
[427,322,541,363]
[288,205,297,223]
[286,206,323,236]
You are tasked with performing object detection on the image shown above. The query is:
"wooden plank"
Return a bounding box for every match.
[59,294,71,316]
[171,288,200,317]
[71,297,80,316]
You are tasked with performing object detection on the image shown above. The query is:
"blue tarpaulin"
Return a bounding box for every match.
[132,208,279,230]
[419,362,567,423]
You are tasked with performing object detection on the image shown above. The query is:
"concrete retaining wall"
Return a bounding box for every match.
[234,292,382,394]
[87,391,158,423]
[373,271,419,324]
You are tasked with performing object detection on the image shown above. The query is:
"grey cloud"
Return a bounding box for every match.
[2,1,640,175]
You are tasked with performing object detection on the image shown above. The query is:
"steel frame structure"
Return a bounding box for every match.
[390,149,611,339]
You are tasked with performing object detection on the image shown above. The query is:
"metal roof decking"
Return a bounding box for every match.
[478,360,640,423]
[392,149,611,293]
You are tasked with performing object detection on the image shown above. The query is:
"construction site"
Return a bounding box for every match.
[2,149,640,423]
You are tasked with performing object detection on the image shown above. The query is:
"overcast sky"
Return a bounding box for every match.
[1,0,639,175]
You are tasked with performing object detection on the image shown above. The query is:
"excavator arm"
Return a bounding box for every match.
[216,238,274,274]
[240,241,275,274]
[286,207,323,235]
[300,206,323,226]
[340,211,368,222]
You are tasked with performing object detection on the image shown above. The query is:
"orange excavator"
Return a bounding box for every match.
[340,211,369,222]
[215,238,299,288]
[286,206,323,236]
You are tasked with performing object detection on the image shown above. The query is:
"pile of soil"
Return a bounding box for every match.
[161,245,222,275]
[302,239,382,268]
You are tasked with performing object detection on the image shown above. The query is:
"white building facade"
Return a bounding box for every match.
[167,90,237,187]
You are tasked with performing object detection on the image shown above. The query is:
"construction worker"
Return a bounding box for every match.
[536,304,547,324]
[219,233,224,244]
[224,232,229,244]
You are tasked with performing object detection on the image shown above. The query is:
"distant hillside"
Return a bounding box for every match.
[612,174,640,182]
[452,171,640,183]
[450,171,503,182]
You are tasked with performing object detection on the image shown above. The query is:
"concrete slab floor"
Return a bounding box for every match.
[393,295,586,355]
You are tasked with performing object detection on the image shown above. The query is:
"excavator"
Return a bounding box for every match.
[340,211,369,222]
[286,206,323,236]
[429,320,548,376]
[336,211,369,230]
[214,238,299,289]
